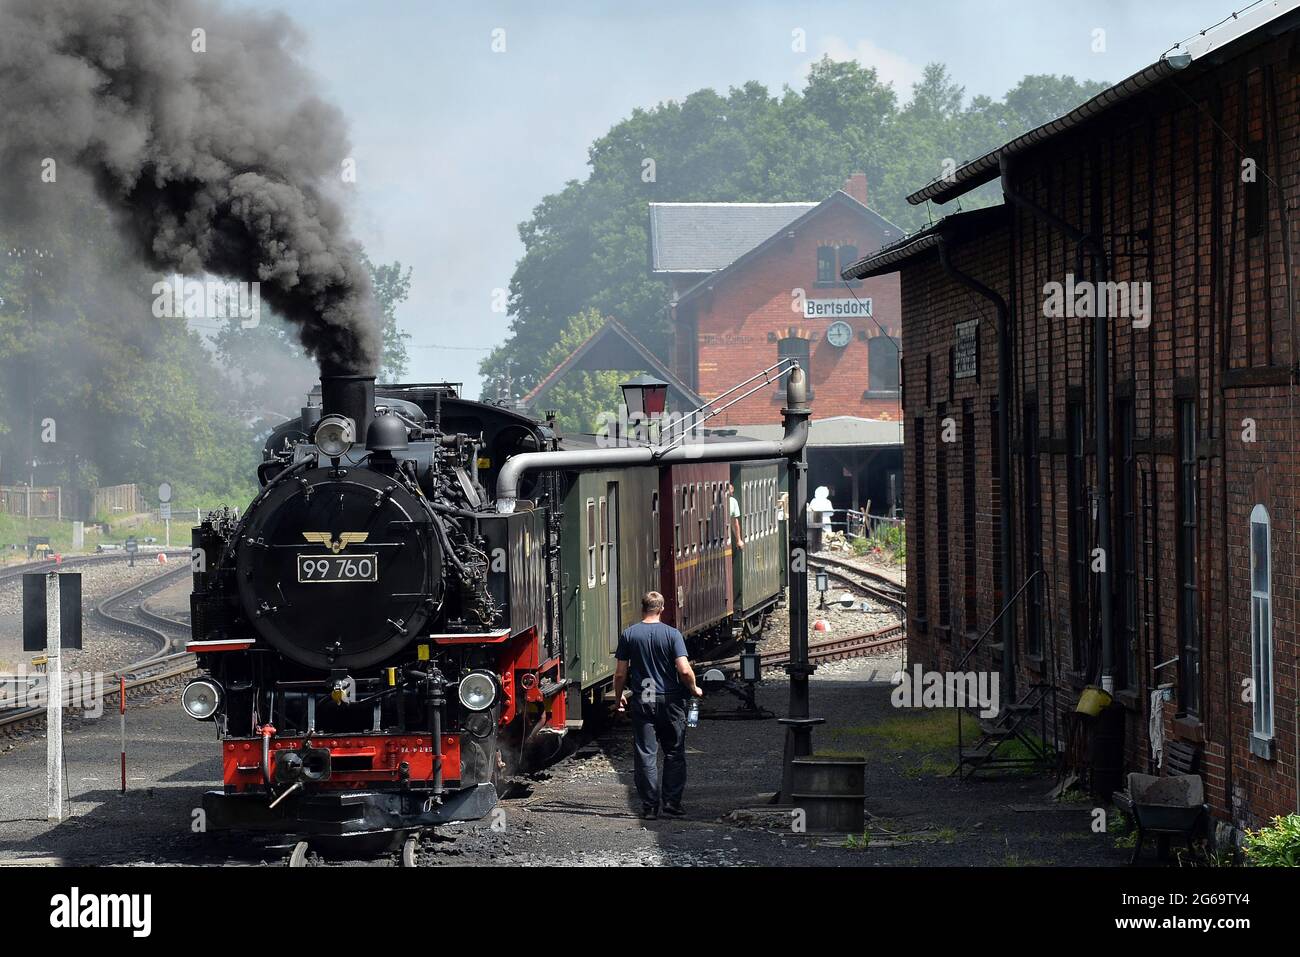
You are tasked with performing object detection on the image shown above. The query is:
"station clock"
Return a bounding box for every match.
[826,320,853,348]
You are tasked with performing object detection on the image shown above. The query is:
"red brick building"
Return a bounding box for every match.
[651,175,905,511]
[845,2,1300,839]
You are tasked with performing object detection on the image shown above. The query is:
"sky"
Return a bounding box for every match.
[232,0,1249,397]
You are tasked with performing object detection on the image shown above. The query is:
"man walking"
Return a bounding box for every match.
[614,591,703,819]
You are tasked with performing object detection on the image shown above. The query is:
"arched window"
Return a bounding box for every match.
[838,245,860,286]
[1250,504,1275,755]
[816,246,837,285]
[868,335,900,394]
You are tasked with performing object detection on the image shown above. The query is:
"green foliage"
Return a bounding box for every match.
[851,521,906,563]
[1108,809,1137,849]
[844,831,872,850]
[0,202,260,512]
[482,61,1108,396]
[1243,814,1300,867]
[361,253,413,381]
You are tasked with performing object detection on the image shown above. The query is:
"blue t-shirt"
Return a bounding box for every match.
[616,621,688,697]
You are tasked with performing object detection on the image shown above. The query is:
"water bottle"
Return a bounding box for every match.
[686,697,700,728]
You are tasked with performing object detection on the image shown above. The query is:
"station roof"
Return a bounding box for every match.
[731,416,903,449]
[841,205,1010,281]
[904,0,1300,208]
[649,202,817,274]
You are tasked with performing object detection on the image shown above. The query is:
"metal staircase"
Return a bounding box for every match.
[952,570,1059,779]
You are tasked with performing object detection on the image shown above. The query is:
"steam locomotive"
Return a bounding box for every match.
[183,371,805,838]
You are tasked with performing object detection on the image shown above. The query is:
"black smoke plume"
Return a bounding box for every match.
[0,0,379,374]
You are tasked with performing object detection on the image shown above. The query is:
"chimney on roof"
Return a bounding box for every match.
[843,172,869,207]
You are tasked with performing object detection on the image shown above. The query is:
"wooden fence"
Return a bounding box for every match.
[0,485,62,519]
[90,483,145,518]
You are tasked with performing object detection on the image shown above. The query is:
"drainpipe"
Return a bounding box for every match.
[1000,155,1115,693]
[937,237,1016,700]
[495,367,811,511]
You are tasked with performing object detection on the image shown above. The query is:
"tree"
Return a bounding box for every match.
[360,253,413,381]
[481,61,1109,399]
[528,308,635,434]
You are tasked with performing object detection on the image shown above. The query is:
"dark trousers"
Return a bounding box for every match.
[631,694,687,809]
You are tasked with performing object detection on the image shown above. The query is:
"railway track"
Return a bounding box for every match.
[0,549,189,586]
[710,622,905,672]
[807,555,906,610]
[0,562,196,734]
[92,563,193,662]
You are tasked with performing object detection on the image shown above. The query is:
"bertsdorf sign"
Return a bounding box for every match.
[804,297,872,318]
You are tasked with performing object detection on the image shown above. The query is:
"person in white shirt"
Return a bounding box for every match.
[726,481,743,549]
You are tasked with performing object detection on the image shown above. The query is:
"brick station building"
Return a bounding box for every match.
[650,175,905,512]
[845,3,1300,837]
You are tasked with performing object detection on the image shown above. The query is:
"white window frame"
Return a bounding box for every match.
[586,498,597,588]
[599,496,608,585]
[1250,503,1275,754]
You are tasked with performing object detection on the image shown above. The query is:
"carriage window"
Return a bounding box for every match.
[652,491,660,568]
[717,486,728,546]
[707,478,717,546]
[674,490,681,558]
[743,478,754,538]
[759,478,769,538]
[697,483,705,552]
[691,486,702,553]
[599,497,608,585]
[586,498,597,588]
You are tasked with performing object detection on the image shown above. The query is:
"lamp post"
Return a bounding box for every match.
[816,569,829,610]
[621,374,668,444]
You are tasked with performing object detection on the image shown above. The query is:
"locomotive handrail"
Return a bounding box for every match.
[494,366,811,513]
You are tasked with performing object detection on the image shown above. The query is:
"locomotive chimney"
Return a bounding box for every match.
[319,371,376,446]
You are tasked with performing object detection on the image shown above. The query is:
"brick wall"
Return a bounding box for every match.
[897,36,1300,829]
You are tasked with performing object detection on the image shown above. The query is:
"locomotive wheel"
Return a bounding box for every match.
[401,834,420,868]
[288,841,311,868]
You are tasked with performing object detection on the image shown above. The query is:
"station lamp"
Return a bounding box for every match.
[620,374,669,419]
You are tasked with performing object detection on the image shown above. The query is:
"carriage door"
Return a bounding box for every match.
[605,482,620,652]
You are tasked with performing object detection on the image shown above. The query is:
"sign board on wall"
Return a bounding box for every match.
[804,297,872,319]
[954,319,978,379]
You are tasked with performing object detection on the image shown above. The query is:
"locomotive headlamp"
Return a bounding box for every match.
[182,679,222,720]
[457,671,497,712]
[313,414,356,458]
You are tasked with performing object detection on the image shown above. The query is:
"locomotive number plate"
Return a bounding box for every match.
[297,554,379,583]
